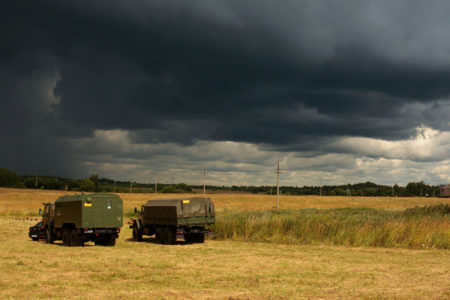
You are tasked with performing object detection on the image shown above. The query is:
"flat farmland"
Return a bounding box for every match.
[0,188,449,299]
[1,188,449,216]
[1,217,449,299]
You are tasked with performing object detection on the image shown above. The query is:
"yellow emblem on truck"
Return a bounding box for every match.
[183,200,190,204]
[84,202,92,207]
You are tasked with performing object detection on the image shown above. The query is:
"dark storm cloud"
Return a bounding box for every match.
[1,0,450,177]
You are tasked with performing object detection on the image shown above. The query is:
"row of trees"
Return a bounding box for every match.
[0,168,193,193]
[0,167,444,196]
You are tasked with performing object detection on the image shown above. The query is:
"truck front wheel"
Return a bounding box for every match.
[44,227,54,244]
[132,226,143,242]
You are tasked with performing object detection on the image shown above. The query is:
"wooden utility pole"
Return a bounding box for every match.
[130,179,133,193]
[35,175,38,188]
[155,181,157,194]
[276,161,281,210]
[203,169,206,197]
[320,177,322,196]
[114,180,116,193]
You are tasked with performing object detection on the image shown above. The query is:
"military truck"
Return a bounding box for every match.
[130,197,215,244]
[41,193,123,246]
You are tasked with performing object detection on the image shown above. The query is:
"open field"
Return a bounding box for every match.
[1,217,449,299]
[0,188,449,298]
[1,188,449,216]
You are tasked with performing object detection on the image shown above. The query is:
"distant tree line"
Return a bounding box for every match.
[0,167,443,196]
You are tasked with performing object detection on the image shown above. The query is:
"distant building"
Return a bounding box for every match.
[439,185,450,197]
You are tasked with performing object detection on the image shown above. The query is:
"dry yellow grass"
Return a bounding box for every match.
[1,187,449,216]
[0,217,449,299]
[0,188,449,298]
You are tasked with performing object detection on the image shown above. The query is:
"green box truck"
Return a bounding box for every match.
[41,193,123,246]
[130,197,215,244]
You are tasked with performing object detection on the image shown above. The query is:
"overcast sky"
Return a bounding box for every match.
[1,1,449,186]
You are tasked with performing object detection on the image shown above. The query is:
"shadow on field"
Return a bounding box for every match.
[125,237,194,246]
[29,239,104,247]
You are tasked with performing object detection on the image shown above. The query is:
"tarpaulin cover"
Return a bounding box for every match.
[143,197,215,219]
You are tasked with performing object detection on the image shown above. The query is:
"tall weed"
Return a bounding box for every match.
[212,205,450,249]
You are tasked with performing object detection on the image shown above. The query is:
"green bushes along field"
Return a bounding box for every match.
[212,204,450,249]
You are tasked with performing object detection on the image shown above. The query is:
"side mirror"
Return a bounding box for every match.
[134,207,138,214]
[39,208,42,215]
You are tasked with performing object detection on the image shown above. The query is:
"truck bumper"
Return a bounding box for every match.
[80,228,120,240]
[176,228,213,240]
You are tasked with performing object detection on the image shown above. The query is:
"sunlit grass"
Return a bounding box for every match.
[0,188,449,298]
[0,217,449,299]
[1,187,449,216]
[212,205,450,249]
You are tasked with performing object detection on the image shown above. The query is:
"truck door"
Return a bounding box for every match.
[42,204,50,226]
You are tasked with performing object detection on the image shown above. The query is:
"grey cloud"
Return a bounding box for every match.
[1,0,450,183]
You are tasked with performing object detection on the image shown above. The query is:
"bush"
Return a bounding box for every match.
[80,179,95,192]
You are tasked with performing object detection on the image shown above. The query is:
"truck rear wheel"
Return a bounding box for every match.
[155,227,163,244]
[70,229,82,246]
[132,226,143,242]
[162,227,175,245]
[107,235,116,246]
[193,233,205,243]
[62,228,71,246]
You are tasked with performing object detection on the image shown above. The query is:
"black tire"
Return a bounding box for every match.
[107,235,116,246]
[184,234,193,244]
[70,229,81,246]
[155,227,163,244]
[162,227,175,245]
[45,227,54,244]
[31,237,39,241]
[62,228,71,246]
[193,233,205,243]
[132,226,143,242]
[95,235,115,246]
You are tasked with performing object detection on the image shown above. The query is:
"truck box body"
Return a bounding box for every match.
[54,193,123,228]
[142,197,215,226]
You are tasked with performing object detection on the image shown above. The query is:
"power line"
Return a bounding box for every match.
[130,178,133,193]
[320,177,322,196]
[276,161,282,210]
[203,169,207,197]
[346,186,351,197]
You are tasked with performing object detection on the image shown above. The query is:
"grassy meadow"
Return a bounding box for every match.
[1,187,449,216]
[0,188,449,298]
[213,205,450,249]
[1,217,449,299]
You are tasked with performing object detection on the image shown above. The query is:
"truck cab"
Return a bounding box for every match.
[42,202,55,243]
[42,202,54,227]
